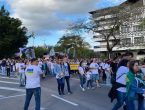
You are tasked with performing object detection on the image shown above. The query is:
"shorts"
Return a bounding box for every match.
[92,74,99,81]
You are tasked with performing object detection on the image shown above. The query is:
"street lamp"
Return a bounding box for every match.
[31,32,35,47]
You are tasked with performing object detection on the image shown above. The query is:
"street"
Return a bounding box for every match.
[0,75,114,110]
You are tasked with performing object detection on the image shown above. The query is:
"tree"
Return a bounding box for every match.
[55,35,94,58]
[0,6,29,58]
[68,2,140,58]
[34,46,49,58]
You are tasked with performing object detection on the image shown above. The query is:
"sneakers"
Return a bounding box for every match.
[80,85,85,91]
[97,85,101,88]
[68,91,72,94]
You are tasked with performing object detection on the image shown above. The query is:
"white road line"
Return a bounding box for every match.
[0,77,18,80]
[51,94,79,106]
[0,87,25,92]
[0,81,19,85]
[0,95,4,98]
[0,94,25,100]
[71,78,79,81]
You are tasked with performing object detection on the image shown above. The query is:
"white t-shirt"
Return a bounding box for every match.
[90,63,99,74]
[64,63,69,76]
[104,63,110,73]
[16,63,25,73]
[116,66,129,93]
[25,65,43,89]
[78,66,85,75]
[86,71,92,80]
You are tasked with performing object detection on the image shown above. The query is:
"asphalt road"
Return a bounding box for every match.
[0,75,115,110]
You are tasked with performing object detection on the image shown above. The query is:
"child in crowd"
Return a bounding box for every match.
[86,68,93,89]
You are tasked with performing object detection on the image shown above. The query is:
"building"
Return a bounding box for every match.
[90,0,145,59]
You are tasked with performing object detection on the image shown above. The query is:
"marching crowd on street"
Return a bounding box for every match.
[0,52,145,110]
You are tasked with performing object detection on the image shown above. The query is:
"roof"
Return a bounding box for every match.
[89,0,143,15]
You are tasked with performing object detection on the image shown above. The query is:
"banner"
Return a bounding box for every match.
[70,64,79,70]
[19,47,36,59]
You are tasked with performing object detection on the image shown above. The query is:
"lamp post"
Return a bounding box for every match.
[31,32,35,47]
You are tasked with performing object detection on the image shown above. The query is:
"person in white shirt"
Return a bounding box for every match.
[24,58,43,110]
[112,59,129,110]
[16,60,26,87]
[63,57,72,94]
[86,68,93,89]
[78,60,86,91]
[104,61,111,85]
[90,58,100,88]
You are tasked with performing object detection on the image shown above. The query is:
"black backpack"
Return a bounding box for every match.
[108,73,126,102]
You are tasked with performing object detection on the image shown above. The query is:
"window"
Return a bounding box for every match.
[134,37,144,45]
[133,25,142,32]
[121,26,130,33]
[122,38,131,46]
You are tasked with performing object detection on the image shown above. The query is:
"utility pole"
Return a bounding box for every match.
[31,32,35,47]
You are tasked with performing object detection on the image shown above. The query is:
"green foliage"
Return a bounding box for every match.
[0,6,28,58]
[34,46,51,58]
[56,35,96,58]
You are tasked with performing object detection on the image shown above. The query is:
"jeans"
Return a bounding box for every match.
[7,68,10,77]
[105,71,111,85]
[1,66,6,75]
[24,87,41,110]
[79,74,86,88]
[87,80,93,88]
[64,76,71,92]
[57,78,65,95]
[127,95,144,110]
[112,91,127,110]
[20,72,25,86]
[126,99,135,110]
[138,95,144,110]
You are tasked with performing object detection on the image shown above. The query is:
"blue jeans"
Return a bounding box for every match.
[24,87,41,110]
[57,78,65,95]
[79,74,86,88]
[127,95,145,110]
[112,91,127,110]
[126,99,135,110]
[138,95,144,110]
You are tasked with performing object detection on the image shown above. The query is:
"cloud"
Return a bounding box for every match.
[7,0,100,36]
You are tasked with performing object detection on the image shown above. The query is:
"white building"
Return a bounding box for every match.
[90,0,145,59]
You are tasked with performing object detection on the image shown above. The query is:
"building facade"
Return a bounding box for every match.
[90,0,145,59]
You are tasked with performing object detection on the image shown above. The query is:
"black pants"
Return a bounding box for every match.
[57,78,65,95]
[64,76,71,92]
[7,68,10,77]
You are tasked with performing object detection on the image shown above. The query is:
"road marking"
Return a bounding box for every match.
[51,94,79,106]
[0,87,25,92]
[40,108,46,110]
[0,94,25,100]
[0,81,19,85]
[71,78,79,81]
[0,95,4,98]
[0,77,18,80]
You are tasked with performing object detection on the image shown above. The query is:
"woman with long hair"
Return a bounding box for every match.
[54,58,65,95]
[78,60,86,91]
[126,60,145,110]
[112,59,129,110]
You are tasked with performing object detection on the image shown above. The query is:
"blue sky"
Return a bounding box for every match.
[0,0,126,47]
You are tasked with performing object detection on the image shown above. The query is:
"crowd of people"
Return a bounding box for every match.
[0,52,145,110]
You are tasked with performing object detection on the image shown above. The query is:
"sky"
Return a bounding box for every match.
[0,0,126,47]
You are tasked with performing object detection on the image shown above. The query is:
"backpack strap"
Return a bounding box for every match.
[116,73,126,80]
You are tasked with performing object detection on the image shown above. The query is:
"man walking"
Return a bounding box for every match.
[24,58,43,110]
[63,57,72,94]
